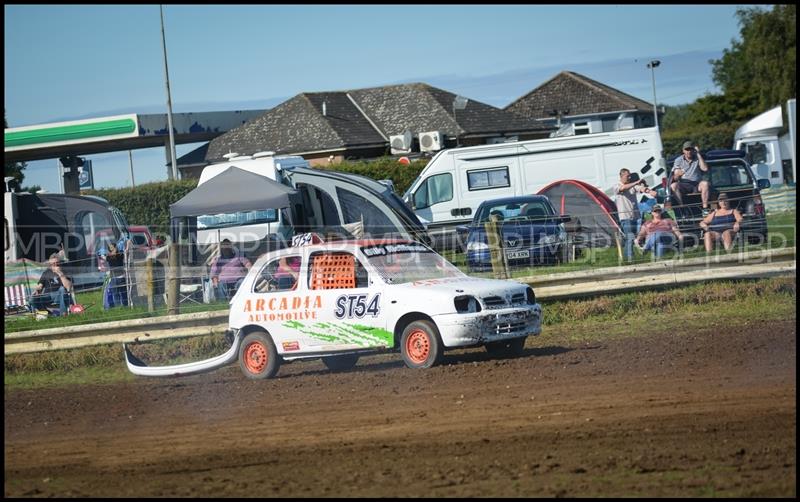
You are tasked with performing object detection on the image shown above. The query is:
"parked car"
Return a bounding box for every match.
[666,150,770,247]
[127,225,156,250]
[124,239,542,379]
[460,195,570,272]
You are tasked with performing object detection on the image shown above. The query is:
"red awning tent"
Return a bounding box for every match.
[537,179,621,248]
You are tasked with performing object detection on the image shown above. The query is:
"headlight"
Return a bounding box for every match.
[526,287,536,305]
[454,295,482,313]
[466,241,489,252]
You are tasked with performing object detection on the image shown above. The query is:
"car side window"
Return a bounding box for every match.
[307,251,369,290]
[254,255,302,293]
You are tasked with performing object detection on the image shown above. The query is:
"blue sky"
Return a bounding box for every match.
[5,4,755,192]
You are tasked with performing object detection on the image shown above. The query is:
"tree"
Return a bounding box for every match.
[662,4,795,150]
[710,5,796,120]
[4,110,28,186]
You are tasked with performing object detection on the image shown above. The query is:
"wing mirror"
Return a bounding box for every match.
[757,178,771,190]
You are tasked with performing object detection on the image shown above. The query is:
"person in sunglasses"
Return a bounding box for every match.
[671,141,711,215]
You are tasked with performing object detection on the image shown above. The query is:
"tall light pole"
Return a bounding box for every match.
[160,5,179,181]
[646,59,661,130]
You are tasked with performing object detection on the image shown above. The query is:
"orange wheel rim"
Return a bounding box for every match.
[244,341,268,373]
[406,330,430,364]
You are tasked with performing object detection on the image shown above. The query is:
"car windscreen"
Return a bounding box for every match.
[361,243,463,284]
[708,160,755,188]
[477,200,554,223]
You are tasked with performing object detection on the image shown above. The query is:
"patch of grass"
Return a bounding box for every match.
[5,277,794,390]
[4,290,230,333]
[542,277,795,326]
[4,333,229,389]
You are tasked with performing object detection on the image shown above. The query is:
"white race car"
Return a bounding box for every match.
[124,239,542,379]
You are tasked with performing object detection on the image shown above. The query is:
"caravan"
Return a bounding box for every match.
[402,127,665,249]
[195,152,310,246]
[733,98,796,186]
[192,153,430,252]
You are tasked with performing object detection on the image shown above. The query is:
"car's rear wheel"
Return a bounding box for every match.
[239,331,280,380]
[322,353,359,372]
[401,320,443,369]
[485,336,526,358]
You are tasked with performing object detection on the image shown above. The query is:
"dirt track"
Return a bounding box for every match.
[4,319,796,497]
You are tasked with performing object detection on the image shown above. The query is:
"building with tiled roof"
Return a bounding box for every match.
[504,71,661,136]
[183,83,550,174]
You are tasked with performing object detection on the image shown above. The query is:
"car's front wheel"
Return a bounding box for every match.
[400,320,443,369]
[238,330,280,380]
[485,336,526,358]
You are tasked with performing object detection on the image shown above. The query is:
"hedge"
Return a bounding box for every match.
[83,179,198,234]
[316,156,427,195]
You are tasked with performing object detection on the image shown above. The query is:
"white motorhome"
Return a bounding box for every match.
[402,127,665,249]
[195,152,310,246]
[734,98,796,186]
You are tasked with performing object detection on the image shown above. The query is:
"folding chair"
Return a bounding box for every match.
[178,283,205,305]
[177,265,209,305]
[4,284,32,315]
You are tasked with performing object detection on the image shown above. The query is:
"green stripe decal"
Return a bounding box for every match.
[282,321,393,347]
[5,118,137,147]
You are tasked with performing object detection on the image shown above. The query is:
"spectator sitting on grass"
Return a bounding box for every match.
[635,205,683,260]
[30,253,73,316]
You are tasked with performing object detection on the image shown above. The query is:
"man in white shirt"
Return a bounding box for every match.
[615,168,656,261]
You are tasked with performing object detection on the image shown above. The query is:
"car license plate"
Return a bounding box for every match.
[506,250,530,259]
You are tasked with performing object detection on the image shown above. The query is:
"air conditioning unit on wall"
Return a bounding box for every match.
[390,130,413,154]
[419,131,444,152]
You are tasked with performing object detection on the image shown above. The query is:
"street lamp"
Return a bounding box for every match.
[646,59,661,130]
[160,5,179,181]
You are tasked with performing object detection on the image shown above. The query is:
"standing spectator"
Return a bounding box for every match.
[671,141,711,215]
[700,192,743,252]
[635,205,683,259]
[614,168,654,261]
[30,253,73,316]
[210,239,252,300]
[103,241,128,309]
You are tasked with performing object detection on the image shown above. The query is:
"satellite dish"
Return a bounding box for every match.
[453,95,469,110]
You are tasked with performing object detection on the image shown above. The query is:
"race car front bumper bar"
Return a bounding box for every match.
[123,329,241,377]
[433,304,542,348]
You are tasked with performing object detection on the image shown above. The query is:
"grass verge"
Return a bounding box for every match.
[4,289,230,334]
[4,277,794,390]
[5,212,793,331]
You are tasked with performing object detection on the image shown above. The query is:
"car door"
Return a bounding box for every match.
[303,249,392,352]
